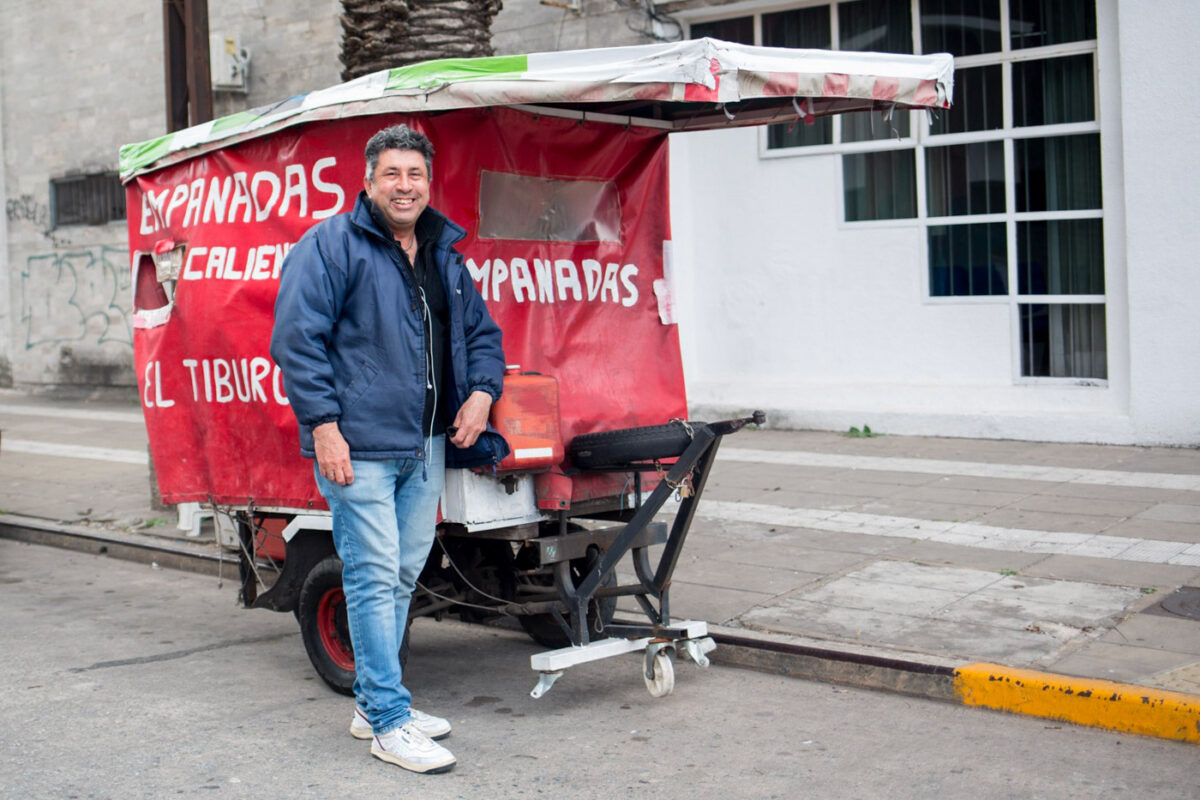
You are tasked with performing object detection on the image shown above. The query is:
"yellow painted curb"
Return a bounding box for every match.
[954,662,1200,744]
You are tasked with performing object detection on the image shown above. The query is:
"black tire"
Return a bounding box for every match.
[296,555,410,696]
[569,421,702,469]
[514,538,618,649]
[297,555,355,696]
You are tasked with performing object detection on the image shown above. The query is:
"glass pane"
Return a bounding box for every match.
[769,117,833,148]
[926,141,1005,217]
[1013,54,1095,127]
[1018,219,1104,295]
[1011,0,1096,49]
[691,17,754,45]
[920,0,1001,55]
[765,7,833,148]
[1020,303,1107,379]
[843,150,917,221]
[763,6,831,49]
[1015,133,1101,212]
[932,64,1002,135]
[839,0,913,53]
[929,223,1007,296]
[843,109,911,142]
[478,172,621,242]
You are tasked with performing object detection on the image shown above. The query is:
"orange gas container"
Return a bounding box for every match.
[490,367,564,472]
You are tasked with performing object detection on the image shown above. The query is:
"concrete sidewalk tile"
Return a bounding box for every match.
[1021,554,1200,589]
[788,476,915,499]
[900,484,1031,508]
[986,574,1142,615]
[769,489,878,511]
[1026,530,1109,554]
[697,538,871,574]
[1101,517,1200,544]
[1136,503,1200,525]
[853,498,992,523]
[888,540,1048,572]
[1112,539,1192,563]
[1109,451,1200,475]
[1061,533,1147,560]
[1150,661,1200,694]
[660,581,776,626]
[706,484,799,504]
[803,575,965,617]
[1004,493,1153,519]
[851,560,1001,593]
[925,529,995,548]
[1047,641,1200,685]
[671,554,823,595]
[710,460,833,487]
[740,598,922,643]
[1040,482,1189,504]
[899,617,1068,663]
[925,474,1049,495]
[1101,614,1200,656]
[827,468,937,487]
[1167,545,1200,567]
[946,593,1128,635]
[973,507,1118,535]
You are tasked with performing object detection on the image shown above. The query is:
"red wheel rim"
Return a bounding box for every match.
[316,587,355,671]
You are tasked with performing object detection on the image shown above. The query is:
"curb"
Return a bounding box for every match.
[5,516,1199,745]
[954,663,1200,745]
[0,514,235,577]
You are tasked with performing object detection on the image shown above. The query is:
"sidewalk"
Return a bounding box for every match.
[1,389,1197,741]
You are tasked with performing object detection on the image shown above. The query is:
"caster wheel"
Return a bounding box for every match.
[644,649,675,698]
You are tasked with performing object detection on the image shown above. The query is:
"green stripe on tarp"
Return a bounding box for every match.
[385,54,529,91]
[210,109,266,135]
[119,134,177,178]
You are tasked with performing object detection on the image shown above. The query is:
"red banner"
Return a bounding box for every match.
[128,107,686,508]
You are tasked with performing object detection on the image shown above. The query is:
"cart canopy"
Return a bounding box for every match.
[120,37,953,180]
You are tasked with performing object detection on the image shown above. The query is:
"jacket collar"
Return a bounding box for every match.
[349,191,466,252]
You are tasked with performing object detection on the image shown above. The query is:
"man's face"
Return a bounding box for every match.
[365,148,430,237]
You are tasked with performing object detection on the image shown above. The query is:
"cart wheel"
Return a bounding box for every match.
[298,555,355,696]
[296,555,413,696]
[644,649,675,698]
[515,534,617,649]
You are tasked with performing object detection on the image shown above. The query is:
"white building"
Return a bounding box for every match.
[2,0,1196,444]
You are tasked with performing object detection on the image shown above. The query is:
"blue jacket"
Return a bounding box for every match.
[270,192,508,468]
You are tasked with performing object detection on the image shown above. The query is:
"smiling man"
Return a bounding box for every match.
[270,124,507,774]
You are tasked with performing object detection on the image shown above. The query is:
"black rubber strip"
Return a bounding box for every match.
[711,632,957,677]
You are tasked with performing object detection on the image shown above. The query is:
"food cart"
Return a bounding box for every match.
[121,37,952,698]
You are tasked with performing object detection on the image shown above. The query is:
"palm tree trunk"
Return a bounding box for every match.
[341,0,503,81]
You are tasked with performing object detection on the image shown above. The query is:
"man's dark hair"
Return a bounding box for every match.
[364,124,435,182]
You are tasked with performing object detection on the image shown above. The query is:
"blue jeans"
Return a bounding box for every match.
[314,437,445,735]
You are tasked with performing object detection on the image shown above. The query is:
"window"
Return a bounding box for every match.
[50,173,126,228]
[688,0,1105,381]
[477,171,621,242]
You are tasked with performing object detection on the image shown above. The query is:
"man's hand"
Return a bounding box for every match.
[450,390,493,448]
[314,421,354,485]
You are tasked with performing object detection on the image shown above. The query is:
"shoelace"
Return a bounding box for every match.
[382,723,438,753]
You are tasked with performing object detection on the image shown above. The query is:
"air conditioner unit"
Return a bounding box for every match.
[210,33,251,92]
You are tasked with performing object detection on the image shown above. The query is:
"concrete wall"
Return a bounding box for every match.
[1114,0,1200,445]
[0,0,340,393]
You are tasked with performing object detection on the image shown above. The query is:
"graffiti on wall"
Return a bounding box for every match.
[19,246,132,351]
[6,194,51,231]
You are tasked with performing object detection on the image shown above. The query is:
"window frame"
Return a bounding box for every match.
[681,0,1107,385]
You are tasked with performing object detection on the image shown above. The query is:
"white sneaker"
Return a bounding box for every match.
[351,706,452,740]
[371,721,456,774]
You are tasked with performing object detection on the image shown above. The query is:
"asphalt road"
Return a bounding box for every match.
[1,539,1194,800]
